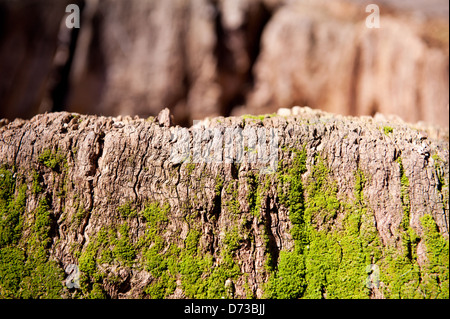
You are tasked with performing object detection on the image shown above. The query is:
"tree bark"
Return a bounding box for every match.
[0,108,448,299]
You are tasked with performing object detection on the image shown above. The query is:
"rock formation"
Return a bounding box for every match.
[0,107,448,299]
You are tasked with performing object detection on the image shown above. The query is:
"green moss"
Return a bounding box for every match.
[0,176,64,298]
[215,175,224,197]
[117,201,137,219]
[374,158,425,299]
[302,231,342,298]
[301,160,377,299]
[71,200,88,229]
[432,154,447,192]
[224,227,242,252]
[276,148,308,247]
[78,227,110,295]
[379,246,422,298]
[79,244,99,281]
[419,214,449,298]
[176,229,241,299]
[225,181,241,215]
[112,224,136,264]
[145,238,167,278]
[0,247,26,297]
[0,166,66,298]
[202,251,241,299]
[31,170,42,194]
[138,202,180,299]
[185,229,201,255]
[33,197,52,245]
[172,224,242,299]
[2,140,443,299]
[19,256,64,299]
[87,283,107,299]
[144,270,177,299]
[383,126,394,135]
[267,148,308,298]
[142,202,170,227]
[242,273,254,298]
[0,244,64,299]
[38,148,67,171]
[304,157,340,230]
[395,157,419,262]
[266,154,447,299]
[247,173,262,218]
[78,220,141,297]
[0,166,15,202]
[397,157,411,227]
[242,114,266,121]
[185,161,196,175]
[269,151,385,299]
[0,167,26,247]
[266,250,306,298]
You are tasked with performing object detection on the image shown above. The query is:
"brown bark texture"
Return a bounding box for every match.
[0,108,448,299]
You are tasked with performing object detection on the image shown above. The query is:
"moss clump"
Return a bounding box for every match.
[267,148,308,298]
[71,198,88,229]
[38,148,67,171]
[271,150,447,299]
[19,254,64,299]
[242,114,266,121]
[224,181,241,215]
[144,265,177,299]
[0,247,26,298]
[215,175,224,197]
[139,202,178,299]
[397,157,411,229]
[31,170,42,194]
[142,213,242,299]
[418,214,449,298]
[266,250,306,298]
[177,225,241,299]
[302,163,380,299]
[270,151,382,299]
[395,157,419,262]
[79,218,141,297]
[277,147,307,246]
[0,185,64,298]
[141,202,170,244]
[379,246,422,298]
[79,227,113,297]
[246,173,263,218]
[0,167,26,247]
[383,126,394,135]
[117,202,137,219]
[185,229,201,255]
[112,224,136,263]
[304,156,340,230]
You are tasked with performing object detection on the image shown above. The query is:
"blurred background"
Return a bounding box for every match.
[0,0,448,127]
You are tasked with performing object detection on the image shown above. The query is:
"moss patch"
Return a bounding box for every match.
[38,148,67,172]
[267,149,448,299]
[383,126,394,135]
[0,170,64,299]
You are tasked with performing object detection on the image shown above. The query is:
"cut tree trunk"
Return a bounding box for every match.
[0,108,448,299]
